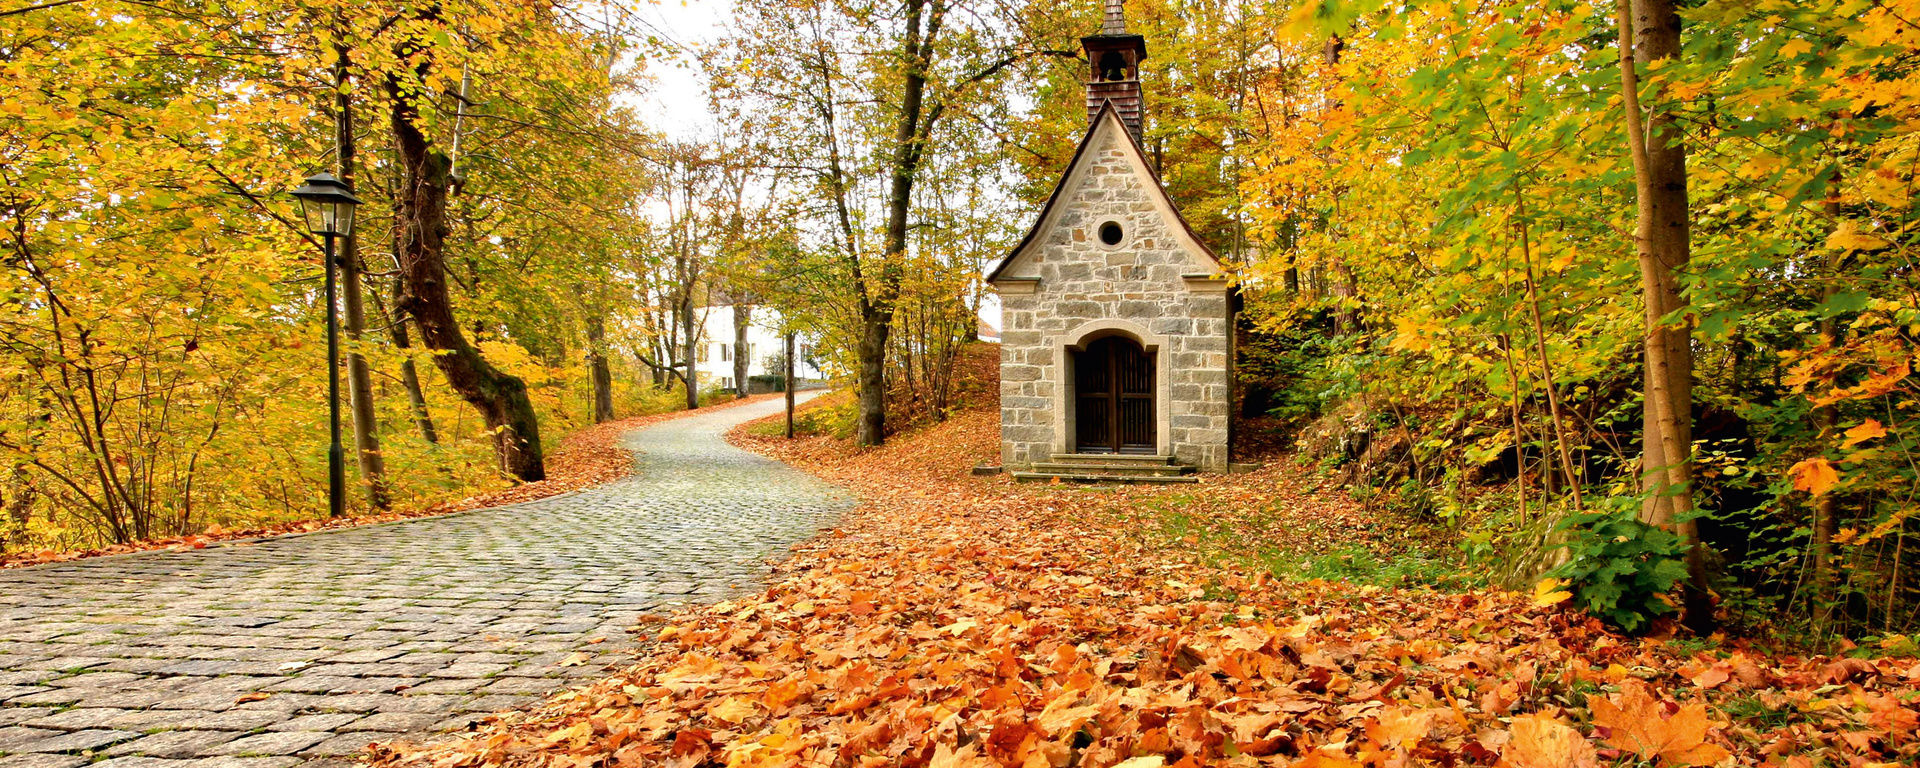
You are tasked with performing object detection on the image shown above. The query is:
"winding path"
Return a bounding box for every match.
[0,394,850,768]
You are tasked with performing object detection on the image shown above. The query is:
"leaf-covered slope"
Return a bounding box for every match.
[371,410,1920,767]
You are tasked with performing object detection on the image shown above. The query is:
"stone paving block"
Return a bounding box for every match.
[22,708,130,731]
[337,713,439,733]
[0,753,88,768]
[91,758,191,768]
[16,659,109,673]
[370,696,456,715]
[259,677,357,695]
[151,710,287,733]
[3,689,86,707]
[299,694,392,714]
[89,659,179,675]
[106,732,239,759]
[265,715,358,734]
[343,678,420,695]
[102,710,193,732]
[0,727,59,752]
[44,672,146,688]
[455,695,534,713]
[170,677,273,696]
[79,691,185,710]
[423,664,504,680]
[188,757,300,768]
[289,758,358,768]
[155,662,278,677]
[297,733,386,759]
[230,694,325,713]
[0,688,42,704]
[315,650,401,665]
[148,693,239,711]
[12,728,139,753]
[401,679,482,695]
[479,677,558,695]
[0,710,54,728]
[200,732,327,758]
[429,714,486,733]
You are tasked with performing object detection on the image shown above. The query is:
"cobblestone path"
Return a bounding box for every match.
[0,394,850,768]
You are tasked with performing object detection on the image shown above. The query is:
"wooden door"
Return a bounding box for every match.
[1074,336,1155,454]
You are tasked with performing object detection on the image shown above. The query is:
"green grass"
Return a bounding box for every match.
[1720,695,1805,729]
[1260,543,1479,590]
[1142,496,1477,591]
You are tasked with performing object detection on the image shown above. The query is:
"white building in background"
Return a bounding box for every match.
[676,306,826,393]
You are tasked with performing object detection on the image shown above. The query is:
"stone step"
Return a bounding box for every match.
[1048,453,1176,467]
[1011,471,1200,485]
[1028,462,1193,477]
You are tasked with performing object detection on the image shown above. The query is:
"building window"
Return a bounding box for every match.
[721,344,732,362]
[1098,221,1125,246]
[697,344,709,363]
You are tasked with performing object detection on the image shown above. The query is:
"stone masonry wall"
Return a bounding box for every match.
[997,123,1231,471]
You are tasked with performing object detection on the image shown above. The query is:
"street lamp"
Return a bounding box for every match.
[290,172,361,520]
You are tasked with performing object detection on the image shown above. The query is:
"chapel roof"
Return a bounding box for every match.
[985,101,1222,284]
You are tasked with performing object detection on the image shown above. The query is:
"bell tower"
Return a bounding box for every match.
[1082,0,1148,142]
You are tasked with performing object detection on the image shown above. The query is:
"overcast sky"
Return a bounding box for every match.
[627,0,732,140]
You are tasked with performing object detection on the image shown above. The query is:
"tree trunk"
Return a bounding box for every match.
[335,42,390,510]
[856,0,936,448]
[733,304,751,400]
[1514,190,1583,511]
[1811,170,1846,611]
[586,313,614,423]
[855,310,892,446]
[1617,0,1708,624]
[785,331,796,439]
[373,283,439,445]
[682,295,699,410]
[387,27,544,482]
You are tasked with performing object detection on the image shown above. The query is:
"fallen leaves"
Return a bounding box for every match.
[366,402,1920,768]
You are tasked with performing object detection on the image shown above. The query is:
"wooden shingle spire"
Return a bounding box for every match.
[1082,0,1148,142]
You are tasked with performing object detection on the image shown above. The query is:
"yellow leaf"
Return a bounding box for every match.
[1790,458,1839,496]
[1842,419,1887,447]
[1498,713,1598,768]
[1590,682,1731,766]
[1533,578,1572,606]
[1827,222,1890,252]
[541,721,592,748]
[1035,694,1100,736]
[708,696,759,724]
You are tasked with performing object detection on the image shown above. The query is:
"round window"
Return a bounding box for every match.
[1098,221,1124,246]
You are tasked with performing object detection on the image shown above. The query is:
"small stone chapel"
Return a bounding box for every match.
[988,0,1233,477]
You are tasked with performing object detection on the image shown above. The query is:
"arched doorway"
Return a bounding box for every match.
[1073,335,1156,454]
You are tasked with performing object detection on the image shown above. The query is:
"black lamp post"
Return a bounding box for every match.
[290,172,361,520]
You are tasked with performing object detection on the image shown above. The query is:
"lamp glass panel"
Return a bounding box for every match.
[330,201,355,237]
[301,197,329,235]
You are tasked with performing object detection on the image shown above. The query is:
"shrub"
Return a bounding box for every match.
[1548,498,1693,634]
